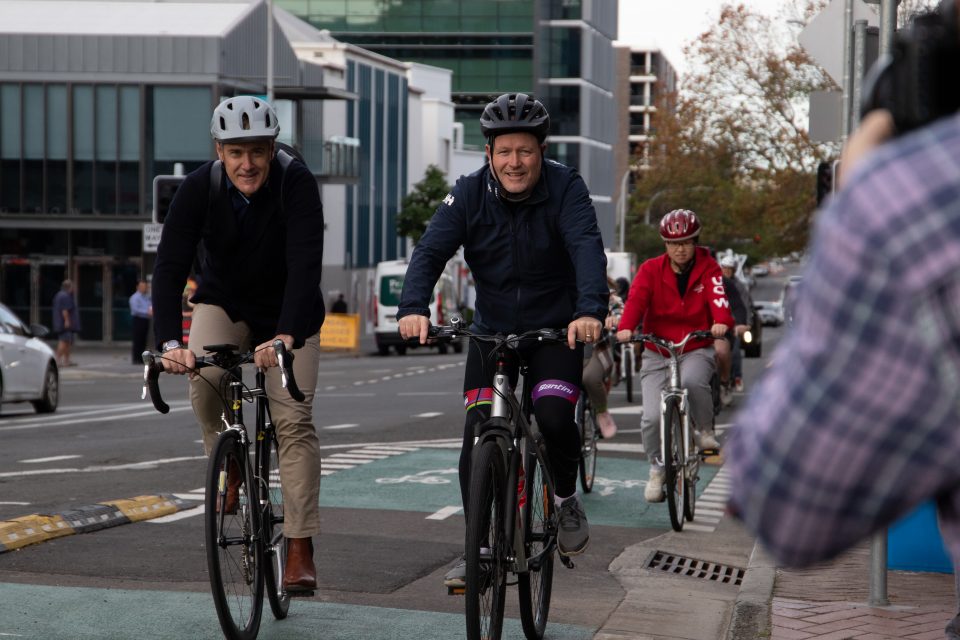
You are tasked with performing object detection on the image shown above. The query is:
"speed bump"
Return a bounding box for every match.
[0,493,192,554]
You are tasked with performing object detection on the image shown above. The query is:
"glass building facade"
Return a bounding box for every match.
[277,0,619,244]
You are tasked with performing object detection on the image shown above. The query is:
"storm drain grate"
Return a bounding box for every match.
[647,551,745,586]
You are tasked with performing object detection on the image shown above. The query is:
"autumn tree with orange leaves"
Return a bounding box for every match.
[628,1,838,261]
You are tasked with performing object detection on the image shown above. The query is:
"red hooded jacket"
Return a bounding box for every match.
[617,247,735,354]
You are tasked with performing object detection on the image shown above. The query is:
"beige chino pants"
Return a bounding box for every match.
[188,303,322,538]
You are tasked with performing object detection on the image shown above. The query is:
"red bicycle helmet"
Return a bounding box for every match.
[659,209,702,241]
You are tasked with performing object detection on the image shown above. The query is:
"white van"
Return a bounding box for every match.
[373,259,464,356]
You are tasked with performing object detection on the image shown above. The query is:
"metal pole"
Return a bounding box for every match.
[266,0,274,103]
[879,0,897,56]
[618,170,630,252]
[869,531,889,606]
[851,19,867,135]
[841,0,854,139]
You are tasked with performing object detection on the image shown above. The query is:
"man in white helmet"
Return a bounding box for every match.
[152,95,325,594]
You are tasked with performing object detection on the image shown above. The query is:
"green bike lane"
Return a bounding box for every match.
[0,445,722,639]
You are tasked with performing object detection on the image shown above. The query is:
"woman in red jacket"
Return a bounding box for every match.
[616,209,734,503]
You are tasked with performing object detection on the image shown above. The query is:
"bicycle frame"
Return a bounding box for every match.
[658,360,692,473]
[479,356,554,576]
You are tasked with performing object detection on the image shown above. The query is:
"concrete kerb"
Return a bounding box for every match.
[596,519,756,640]
[724,541,776,640]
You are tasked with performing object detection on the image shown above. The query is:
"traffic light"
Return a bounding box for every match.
[816,161,834,207]
[153,175,185,224]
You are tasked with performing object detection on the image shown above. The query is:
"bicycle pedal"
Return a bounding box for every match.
[447,586,465,596]
[699,448,719,457]
[559,555,575,569]
[285,588,316,598]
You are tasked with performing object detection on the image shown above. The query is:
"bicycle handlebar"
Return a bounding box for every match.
[625,330,714,354]
[140,340,304,414]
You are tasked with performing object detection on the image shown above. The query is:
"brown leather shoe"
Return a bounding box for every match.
[217,459,243,514]
[283,537,317,593]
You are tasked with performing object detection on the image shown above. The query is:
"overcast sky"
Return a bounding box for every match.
[617,0,793,76]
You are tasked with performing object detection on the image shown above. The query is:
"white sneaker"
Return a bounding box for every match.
[645,465,665,503]
[720,385,733,407]
[696,431,720,451]
[734,377,744,392]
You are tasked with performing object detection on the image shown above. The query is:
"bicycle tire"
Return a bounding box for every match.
[577,396,598,494]
[624,345,634,404]
[261,426,290,620]
[465,440,507,640]
[206,430,264,640]
[683,419,699,522]
[663,397,686,532]
[518,445,555,640]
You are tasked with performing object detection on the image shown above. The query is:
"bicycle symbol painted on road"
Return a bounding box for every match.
[593,477,644,497]
[376,468,459,485]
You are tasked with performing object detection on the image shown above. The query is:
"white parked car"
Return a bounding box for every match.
[0,302,59,413]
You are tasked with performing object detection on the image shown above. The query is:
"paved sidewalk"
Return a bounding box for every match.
[726,540,957,640]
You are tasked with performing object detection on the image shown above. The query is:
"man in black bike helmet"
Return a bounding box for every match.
[398,92,608,588]
[151,95,325,594]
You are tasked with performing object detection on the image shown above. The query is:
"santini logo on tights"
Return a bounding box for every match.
[532,380,579,404]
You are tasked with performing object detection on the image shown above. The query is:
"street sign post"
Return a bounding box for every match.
[799,0,878,86]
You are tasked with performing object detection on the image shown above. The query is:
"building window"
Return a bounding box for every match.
[545,0,582,20]
[0,85,20,213]
[545,27,581,78]
[72,85,95,214]
[543,86,580,136]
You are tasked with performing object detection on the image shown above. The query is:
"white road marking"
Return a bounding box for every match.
[323,423,359,430]
[413,412,444,418]
[18,455,82,464]
[607,406,643,415]
[426,506,463,521]
[0,501,30,506]
[172,493,205,501]
[0,406,192,432]
[0,455,205,479]
[398,392,450,396]
[147,506,204,523]
[682,523,717,532]
[596,442,645,454]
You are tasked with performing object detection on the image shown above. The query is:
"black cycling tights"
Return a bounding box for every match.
[459,337,584,513]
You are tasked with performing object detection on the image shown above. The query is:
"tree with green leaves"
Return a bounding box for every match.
[396,164,451,245]
[629,1,838,262]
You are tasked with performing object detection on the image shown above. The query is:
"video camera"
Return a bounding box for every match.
[862,0,960,135]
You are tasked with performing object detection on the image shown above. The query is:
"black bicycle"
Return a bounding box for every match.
[142,340,305,640]
[428,318,575,640]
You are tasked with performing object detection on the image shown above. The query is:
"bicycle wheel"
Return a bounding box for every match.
[465,440,507,640]
[624,345,634,403]
[260,426,290,620]
[683,418,699,522]
[662,397,686,532]
[206,430,263,640]
[518,445,555,640]
[577,396,598,494]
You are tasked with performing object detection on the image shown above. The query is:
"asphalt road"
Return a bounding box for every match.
[0,267,796,639]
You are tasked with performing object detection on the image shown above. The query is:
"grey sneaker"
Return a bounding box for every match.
[557,495,589,556]
[443,556,466,588]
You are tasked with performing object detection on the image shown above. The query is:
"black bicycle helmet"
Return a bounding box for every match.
[479,93,550,143]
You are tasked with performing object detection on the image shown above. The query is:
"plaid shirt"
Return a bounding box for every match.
[726,113,960,568]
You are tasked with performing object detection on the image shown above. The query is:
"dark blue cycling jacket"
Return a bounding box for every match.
[398,159,609,332]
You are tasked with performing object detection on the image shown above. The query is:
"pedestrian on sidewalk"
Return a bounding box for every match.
[129,279,152,364]
[726,3,960,638]
[52,279,79,367]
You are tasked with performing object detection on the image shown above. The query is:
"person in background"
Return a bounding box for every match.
[129,279,153,365]
[331,293,348,314]
[52,279,79,367]
[582,277,622,439]
[716,255,752,399]
[181,278,197,346]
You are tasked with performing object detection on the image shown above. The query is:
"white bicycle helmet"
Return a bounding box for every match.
[210,96,280,143]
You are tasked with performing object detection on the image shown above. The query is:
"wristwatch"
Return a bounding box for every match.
[161,339,183,353]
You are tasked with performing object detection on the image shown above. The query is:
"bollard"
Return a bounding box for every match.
[869,530,889,606]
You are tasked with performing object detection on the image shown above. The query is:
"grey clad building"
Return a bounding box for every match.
[276,0,620,245]
[0,0,416,343]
